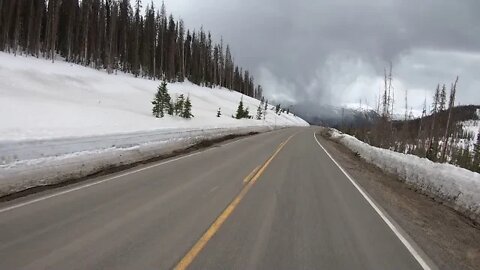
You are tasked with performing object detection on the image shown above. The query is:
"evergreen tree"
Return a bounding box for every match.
[431,85,440,114]
[151,80,171,118]
[217,107,221,117]
[235,97,245,119]
[256,98,264,120]
[182,95,193,118]
[174,94,185,116]
[275,104,281,115]
[152,87,163,118]
[162,83,173,116]
[243,107,251,119]
[263,99,268,120]
[439,84,447,111]
[167,101,174,115]
[256,104,263,120]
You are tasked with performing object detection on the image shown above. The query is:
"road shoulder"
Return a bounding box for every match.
[0,131,263,203]
[316,130,480,270]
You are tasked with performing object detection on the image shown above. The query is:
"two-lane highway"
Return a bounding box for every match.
[0,127,431,269]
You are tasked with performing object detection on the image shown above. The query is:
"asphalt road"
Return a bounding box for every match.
[0,127,428,270]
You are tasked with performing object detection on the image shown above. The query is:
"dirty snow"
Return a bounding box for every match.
[329,129,480,222]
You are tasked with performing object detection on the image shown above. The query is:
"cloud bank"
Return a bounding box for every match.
[158,0,480,115]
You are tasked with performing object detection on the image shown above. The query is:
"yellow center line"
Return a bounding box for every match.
[243,165,261,184]
[174,133,297,270]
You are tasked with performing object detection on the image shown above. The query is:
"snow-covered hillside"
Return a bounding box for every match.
[0,52,308,196]
[0,52,307,141]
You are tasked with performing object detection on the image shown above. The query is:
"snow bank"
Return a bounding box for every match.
[328,129,480,222]
[0,52,308,196]
[0,126,270,197]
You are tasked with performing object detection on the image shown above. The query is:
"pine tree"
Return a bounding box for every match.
[256,98,263,120]
[235,97,245,119]
[243,107,251,119]
[217,107,221,117]
[256,105,262,120]
[182,95,193,118]
[263,99,268,120]
[439,84,447,111]
[167,102,174,115]
[431,84,440,114]
[162,82,173,115]
[174,94,185,116]
[152,87,163,118]
[275,104,281,115]
[151,80,171,118]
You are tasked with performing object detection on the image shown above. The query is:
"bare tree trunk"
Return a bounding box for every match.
[440,76,459,162]
[107,2,117,74]
[182,40,185,79]
[13,0,24,55]
[34,1,44,57]
[26,0,35,54]
[388,62,394,118]
[152,18,156,79]
[51,0,63,63]
[3,0,16,52]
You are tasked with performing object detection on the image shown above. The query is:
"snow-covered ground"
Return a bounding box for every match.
[0,52,308,196]
[328,129,480,222]
[0,52,307,141]
[460,109,480,146]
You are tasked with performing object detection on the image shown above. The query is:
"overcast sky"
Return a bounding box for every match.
[156,0,480,116]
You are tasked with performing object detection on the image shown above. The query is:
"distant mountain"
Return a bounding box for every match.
[296,105,380,128]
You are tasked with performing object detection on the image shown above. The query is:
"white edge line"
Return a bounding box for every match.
[0,136,247,214]
[313,132,433,270]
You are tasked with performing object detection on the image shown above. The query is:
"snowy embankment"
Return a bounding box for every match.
[328,129,480,222]
[0,52,308,196]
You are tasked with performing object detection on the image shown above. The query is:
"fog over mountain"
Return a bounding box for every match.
[159,0,480,121]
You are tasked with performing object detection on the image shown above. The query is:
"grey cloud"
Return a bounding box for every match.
[161,0,480,116]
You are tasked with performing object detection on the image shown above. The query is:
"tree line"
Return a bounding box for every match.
[0,0,263,98]
[340,65,480,173]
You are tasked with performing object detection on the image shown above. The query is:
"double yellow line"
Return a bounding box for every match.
[174,133,296,270]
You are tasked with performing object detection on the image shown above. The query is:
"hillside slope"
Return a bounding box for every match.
[0,52,307,142]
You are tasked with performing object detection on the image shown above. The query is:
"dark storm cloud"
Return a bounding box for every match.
[162,0,480,115]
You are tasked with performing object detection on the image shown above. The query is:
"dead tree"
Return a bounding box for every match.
[440,76,459,162]
[426,84,440,161]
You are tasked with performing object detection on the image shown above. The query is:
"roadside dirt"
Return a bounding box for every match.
[317,130,480,270]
